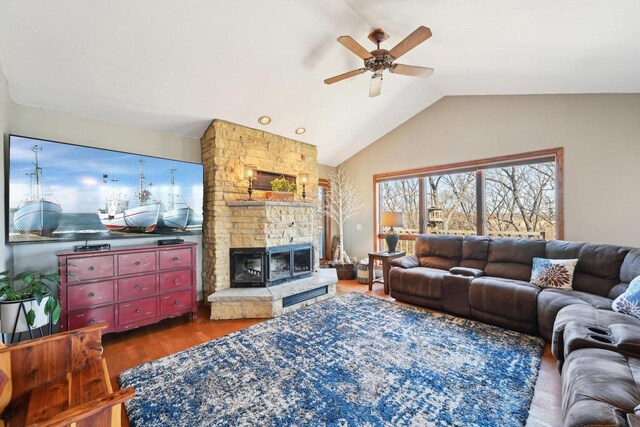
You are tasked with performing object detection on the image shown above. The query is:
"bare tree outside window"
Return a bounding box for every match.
[376,158,557,247]
[380,178,420,234]
[485,162,555,239]
[426,172,476,235]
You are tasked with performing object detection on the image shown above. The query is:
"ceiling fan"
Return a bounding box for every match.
[324,26,434,97]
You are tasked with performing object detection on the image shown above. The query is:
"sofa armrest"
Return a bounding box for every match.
[449,267,485,278]
[390,255,420,269]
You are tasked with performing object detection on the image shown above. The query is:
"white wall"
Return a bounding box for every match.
[5,105,206,299]
[341,94,640,259]
[0,66,12,272]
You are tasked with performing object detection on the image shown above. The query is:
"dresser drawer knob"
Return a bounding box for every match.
[88,292,95,297]
[135,307,142,313]
[174,279,180,284]
[89,318,96,324]
[135,261,141,266]
[88,266,95,271]
[135,284,142,290]
[173,256,179,261]
[174,300,181,305]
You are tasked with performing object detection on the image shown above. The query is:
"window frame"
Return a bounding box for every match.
[373,148,564,250]
[318,178,332,261]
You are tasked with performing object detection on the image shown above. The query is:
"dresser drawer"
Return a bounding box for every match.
[69,305,115,330]
[118,252,157,275]
[119,297,157,324]
[159,269,192,292]
[160,290,192,314]
[67,280,115,310]
[159,248,192,270]
[67,255,114,281]
[118,274,157,300]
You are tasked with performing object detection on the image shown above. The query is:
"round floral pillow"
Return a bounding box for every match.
[612,275,640,319]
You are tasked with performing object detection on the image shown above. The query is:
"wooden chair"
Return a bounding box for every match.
[0,323,134,426]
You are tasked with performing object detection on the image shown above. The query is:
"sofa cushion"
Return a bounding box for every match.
[484,238,547,282]
[530,257,578,290]
[460,235,490,270]
[545,240,586,259]
[469,276,541,325]
[573,243,631,297]
[551,304,640,363]
[415,234,462,270]
[389,266,446,301]
[622,250,640,284]
[537,288,614,340]
[390,254,420,269]
[613,275,640,319]
[562,348,640,427]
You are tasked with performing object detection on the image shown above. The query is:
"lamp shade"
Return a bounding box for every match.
[245,164,257,179]
[380,212,403,228]
[298,173,309,185]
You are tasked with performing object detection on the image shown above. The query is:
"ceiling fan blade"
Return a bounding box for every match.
[324,68,367,85]
[369,73,382,97]
[388,26,432,60]
[390,64,434,78]
[337,36,373,60]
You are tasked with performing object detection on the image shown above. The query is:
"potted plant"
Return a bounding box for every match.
[324,166,363,280]
[0,268,62,335]
[266,176,297,201]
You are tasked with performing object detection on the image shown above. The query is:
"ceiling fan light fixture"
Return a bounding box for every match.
[258,116,271,125]
[369,72,383,97]
[295,127,306,135]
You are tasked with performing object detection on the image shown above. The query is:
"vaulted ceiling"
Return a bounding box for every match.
[0,1,639,165]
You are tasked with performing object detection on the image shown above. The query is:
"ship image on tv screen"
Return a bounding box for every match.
[7,135,203,244]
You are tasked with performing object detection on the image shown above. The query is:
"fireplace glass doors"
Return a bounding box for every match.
[230,243,313,288]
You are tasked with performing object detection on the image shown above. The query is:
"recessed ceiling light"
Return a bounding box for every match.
[295,128,306,135]
[258,116,271,125]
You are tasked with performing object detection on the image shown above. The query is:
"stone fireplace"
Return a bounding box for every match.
[200,120,336,319]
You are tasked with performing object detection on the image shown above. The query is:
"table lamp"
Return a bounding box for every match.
[380,212,403,253]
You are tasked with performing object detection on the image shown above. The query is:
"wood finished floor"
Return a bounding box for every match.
[103,280,562,427]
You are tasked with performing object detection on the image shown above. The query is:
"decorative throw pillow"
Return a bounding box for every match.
[612,276,640,318]
[530,258,578,290]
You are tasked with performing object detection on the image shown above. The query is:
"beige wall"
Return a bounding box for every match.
[0,66,11,271]
[4,105,205,297]
[318,164,335,180]
[341,94,640,259]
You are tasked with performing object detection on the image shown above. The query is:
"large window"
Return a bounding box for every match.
[375,149,562,251]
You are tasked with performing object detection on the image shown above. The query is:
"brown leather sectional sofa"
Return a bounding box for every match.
[389,234,640,427]
[389,234,639,339]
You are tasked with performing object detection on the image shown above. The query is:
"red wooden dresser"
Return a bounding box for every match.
[57,242,198,334]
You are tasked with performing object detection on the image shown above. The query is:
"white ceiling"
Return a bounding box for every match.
[0,1,639,165]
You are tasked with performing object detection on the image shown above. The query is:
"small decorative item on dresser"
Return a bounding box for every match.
[298,173,309,200]
[245,164,257,200]
[380,212,403,253]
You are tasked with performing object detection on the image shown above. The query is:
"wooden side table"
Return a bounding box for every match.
[368,251,406,295]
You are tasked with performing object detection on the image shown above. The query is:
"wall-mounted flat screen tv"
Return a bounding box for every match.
[6,135,203,244]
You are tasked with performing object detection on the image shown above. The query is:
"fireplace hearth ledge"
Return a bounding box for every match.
[226,200,315,208]
[208,269,338,320]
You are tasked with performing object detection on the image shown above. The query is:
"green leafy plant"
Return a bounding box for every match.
[271,176,297,192]
[0,268,64,327]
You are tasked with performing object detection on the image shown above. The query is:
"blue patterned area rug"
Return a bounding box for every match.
[119,293,544,427]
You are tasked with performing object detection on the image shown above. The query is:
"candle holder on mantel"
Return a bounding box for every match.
[298,173,309,200]
[245,164,257,200]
